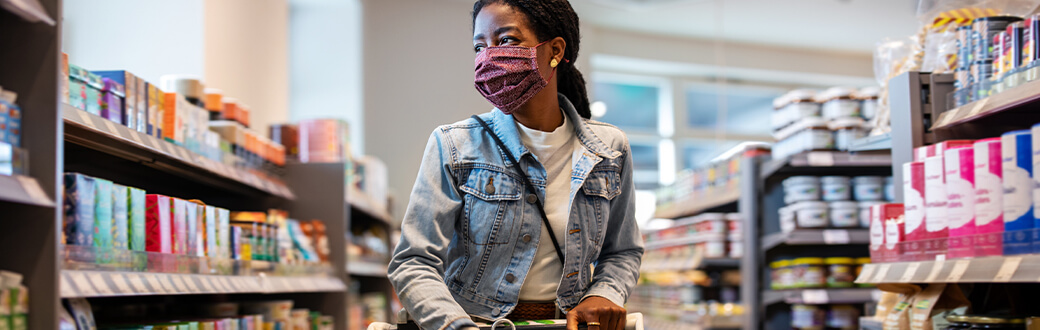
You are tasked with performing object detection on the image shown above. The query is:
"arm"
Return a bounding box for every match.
[585,141,644,306]
[388,129,477,330]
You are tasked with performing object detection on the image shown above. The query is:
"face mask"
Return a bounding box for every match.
[474,40,560,115]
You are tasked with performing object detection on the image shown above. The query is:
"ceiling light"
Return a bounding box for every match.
[591,101,608,118]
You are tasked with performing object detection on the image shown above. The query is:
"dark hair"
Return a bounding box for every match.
[473,0,591,119]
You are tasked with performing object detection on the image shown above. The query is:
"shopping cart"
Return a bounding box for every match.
[367,309,644,330]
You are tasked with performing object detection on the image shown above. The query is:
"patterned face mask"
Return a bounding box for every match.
[473,40,559,115]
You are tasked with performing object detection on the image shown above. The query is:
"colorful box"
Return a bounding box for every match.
[146,82,160,137]
[186,200,205,257]
[230,226,243,260]
[63,173,96,246]
[67,65,90,111]
[145,195,172,253]
[923,155,950,258]
[136,78,147,134]
[111,184,129,250]
[217,208,230,259]
[94,70,141,130]
[974,138,1004,256]
[204,205,217,258]
[61,53,69,104]
[171,198,188,255]
[93,178,114,249]
[162,93,187,145]
[128,187,147,251]
[100,78,125,124]
[902,161,926,260]
[914,140,975,162]
[1003,130,1035,254]
[945,147,977,259]
[880,204,905,262]
[1032,123,1040,252]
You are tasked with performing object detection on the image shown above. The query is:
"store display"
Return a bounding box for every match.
[0,88,22,149]
[65,298,335,330]
[779,175,894,233]
[945,147,976,259]
[1002,130,1034,254]
[770,87,880,159]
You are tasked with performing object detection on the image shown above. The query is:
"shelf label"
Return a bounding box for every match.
[807,152,835,166]
[946,260,971,282]
[801,289,829,304]
[924,260,946,282]
[900,262,921,282]
[823,230,851,244]
[70,272,95,295]
[15,176,50,204]
[144,274,165,293]
[994,257,1023,282]
[109,274,134,294]
[77,110,97,130]
[128,275,148,293]
[871,264,892,283]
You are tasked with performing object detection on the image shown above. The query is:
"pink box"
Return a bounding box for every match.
[871,203,905,262]
[945,147,976,258]
[974,138,1004,256]
[903,161,927,259]
[171,198,189,255]
[923,156,950,257]
[914,140,975,161]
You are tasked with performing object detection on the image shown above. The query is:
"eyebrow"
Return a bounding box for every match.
[473,26,522,41]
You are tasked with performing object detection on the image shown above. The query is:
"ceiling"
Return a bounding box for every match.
[568,0,921,53]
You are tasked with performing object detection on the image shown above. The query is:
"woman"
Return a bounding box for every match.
[388,1,643,330]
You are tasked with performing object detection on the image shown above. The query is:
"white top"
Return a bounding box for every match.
[515,111,581,301]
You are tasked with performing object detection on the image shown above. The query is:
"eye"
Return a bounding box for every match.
[474,44,486,53]
[500,36,519,45]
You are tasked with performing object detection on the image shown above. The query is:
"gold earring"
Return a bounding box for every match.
[550,59,559,68]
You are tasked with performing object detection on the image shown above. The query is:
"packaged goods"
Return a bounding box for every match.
[970,60,994,100]
[886,176,896,201]
[870,203,887,261]
[99,78,125,124]
[1007,22,1025,71]
[915,140,975,162]
[184,200,200,257]
[792,257,826,288]
[827,305,859,330]
[1033,123,1040,252]
[817,87,861,119]
[128,187,146,251]
[217,208,230,259]
[974,17,1024,62]
[1026,15,1040,66]
[298,119,351,163]
[996,32,1009,79]
[821,176,851,201]
[883,299,913,330]
[69,65,103,115]
[904,161,927,258]
[772,89,820,131]
[923,156,949,255]
[830,201,859,228]
[111,184,129,250]
[146,83,161,138]
[270,124,299,158]
[170,198,188,255]
[93,178,114,249]
[64,298,95,330]
[771,117,835,160]
[854,176,886,201]
[957,25,973,69]
[94,71,142,130]
[230,226,243,260]
[974,138,1004,256]
[832,117,868,151]
[1002,130,1035,254]
[792,304,825,329]
[825,257,856,288]
[873,204,905,262]
[204,205,217,258]
[908,284,970,330]
[784,176,821,204]
[855,87,880,121]
[162,93,186,144]
[203,88,223,120]
[860,201,885,228]
[63,173,96,246]
[945,147,976,259]
[145,195,172,253]
[787,201,829,231]
[770,260,792,290]
[61,53,69,105]
[160,75,205,107]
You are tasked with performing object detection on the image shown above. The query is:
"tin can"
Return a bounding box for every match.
[1007,22,1025,70]
[957,25,973,69]
[995,32,1008,78]
[972,16,1023,62]
[1025,15,1040,66]
[971,60,994,99]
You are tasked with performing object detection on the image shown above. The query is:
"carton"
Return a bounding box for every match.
[93,178,114,250]
[1003,130,1035,254]
[923,155,950,258]
[145,195,172,253]
[185,200,199,257]
[217,208,230,259]
[913,140,975,161]
[204,205,218,258]
[945,147,976,258]
[1032,123,1040,252]
[903,161,926,260]
[128,187,147,251]
[171,198,188,255]
[975,138,1004,256]
[111,184,129,250]
[62,173,96,246]
[99,78,125,124]
[94,70,141,130]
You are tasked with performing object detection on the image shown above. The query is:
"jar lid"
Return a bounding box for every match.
[814,87,857,103]
[770,260,791,268]
[774,89,817,108]
[972,316,1025,324]
[946,315,973,323]
[725,213,742,221]
[855,257,872,264]
[820,176,851,183]
[792,201,829,209]
[793,257,825,265]
[858,201,885,208]
[853,86,880,100]
[828,117,867,130]
[824,257,855,265]
[853,176,885,183]
[160,74,205,99]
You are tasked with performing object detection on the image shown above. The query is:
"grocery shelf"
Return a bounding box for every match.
[856,254,1040,284]
[60,270,346,298]
[699,258,742,269]
[645,233,728,251]
[62,104,295,200]
[759,151,892,179]
[347,261,388,278]
[654,189,740,219]
[760,288,880,306]
[848,132,892,152]
[0,174,55,207]
[347,186,393,226]
[761,229,870,251]
[932,77,1040,131]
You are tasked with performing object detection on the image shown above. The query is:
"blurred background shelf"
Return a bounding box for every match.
[60,270,345,298]
[856,254,1040,284]
[347,261,388,278]
[654,189,740,219]
[761,229,870,251]
[0,174,53,207]
[761,288,880,306]
[760,151,892,179]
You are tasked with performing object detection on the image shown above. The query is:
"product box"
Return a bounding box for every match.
[128,187,146,251]
[145,195,172,253]
[111,184,129,250]
[975,138,1004,256]
[94,70,141,130]
[204,88,223,120]
[923,155,951,258]
[146,82,161,138]
[61,53,69,104]
[62,173,96,246]
[99,78,125,124]
[914,140,975,161]
[217,208,230,259]
[902,161,927,260]
[870,203,887,262]
[171,198,188,255]
[67,65,90,111]
[184,200,199,257]
[230,226,243,260]
[136,78,147,134]
[93,178,114,250]
[945,147,977,259]
[1032,123,1040,252]
[204,205,218,258]
[881,204,905,262]
[85,72,103,116]
[1003,130,1035,254]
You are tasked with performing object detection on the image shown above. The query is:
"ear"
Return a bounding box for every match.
[550,36,567,64]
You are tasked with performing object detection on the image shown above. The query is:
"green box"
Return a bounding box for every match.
[112,184,129,250]
[128,187,147,251]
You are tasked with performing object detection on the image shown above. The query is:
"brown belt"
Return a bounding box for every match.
[506,301,559,321]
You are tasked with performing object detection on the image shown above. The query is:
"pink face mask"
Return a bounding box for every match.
[474,40,560,115]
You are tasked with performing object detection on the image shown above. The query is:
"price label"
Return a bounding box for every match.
[109,274,134,294]
[935,254,946,261]
[128,275,148,292]
[144,274,165,293]
[857,264,876,283]
[900,262,922,282]
[946,260,971,282]
[807,152,836,167]
[15,176,51,204]
[823,230,851,244]
[925,260,946,282]
[77,110,97,130]
[994,257,1023,282]
[871,263,892,283]
[70,272,95,295]
[801,289,829,304]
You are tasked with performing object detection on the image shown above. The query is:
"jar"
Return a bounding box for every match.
[855,87,880,121]
[858,201,884,228]
[970,316,1026,329]
[696,213,727,235]
[791,304,825,330]
[792,201,829,229]
[770,259,793,290]
[852,176,885,201]
[825,257,856,288]
[946,315,974,330]
[855,257,873,287]
[818,87,861,120]
[772,117,835,160]
[973,16,1024,62]
[830,117,868,151]
[725,213,743,239]
[820,176,851,201]
[792,257,826,288]
[780,206,797,233]
[829,201,859,228]
[728,240,743,258]
[783,176,821,204]
[884,176,895,201]
[772,89,820,131]
[700,238,727,258]
[826,305,860,330]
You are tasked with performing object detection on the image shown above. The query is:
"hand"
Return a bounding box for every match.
[566,296,626,330]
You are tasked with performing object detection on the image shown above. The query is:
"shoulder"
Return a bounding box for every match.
[582,118,630,153]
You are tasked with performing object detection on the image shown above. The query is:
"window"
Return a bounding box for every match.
[685,84,783,137]
[592,81,660,132]
[681,139,741,170]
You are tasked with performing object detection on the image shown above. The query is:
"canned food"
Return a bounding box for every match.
[1007,22,1025,70]
[972,16,1023,62]
[1025,15,1040,66]
[957,25,974,69]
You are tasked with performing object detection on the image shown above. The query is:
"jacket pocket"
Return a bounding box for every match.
[580,169,621,244]
[582,170,621,200]
[460,167,522,245]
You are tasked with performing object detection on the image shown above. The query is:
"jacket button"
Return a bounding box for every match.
[505,274,516,283]
[492,307,501,316]
[484,182,495,194]
[526,194,537,204]
[522,234,532,243]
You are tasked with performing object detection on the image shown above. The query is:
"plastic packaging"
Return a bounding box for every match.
[825,257,856,288]
[793,201,829,229]
[783,176,822,204]
[772,90,820,131]
[817,87,861,119]
[829,201,860,228]
[853,176,886,201]
[792,257,826,288]
[821,176,852,202]
[771,259,793,290]
[831,117,868,151]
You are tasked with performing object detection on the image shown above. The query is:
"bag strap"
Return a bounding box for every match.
[471,115,566,265]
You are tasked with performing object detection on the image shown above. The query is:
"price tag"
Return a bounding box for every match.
[15,176,50,204]
[900,262,922,282]
[871,263,892,283]
[946,260,971,282]
[170,276,188,292]
[109,274,134,294]
[801,289,829,304]
[807,152,836,166]
[103,120,119,136]
[70,272,95,295]
[823,230,850,244]
[994,257,1023,282]
[925,260,946,282]
[857,264,876,283]
[128,274,148,292]
[144,274,165,293]
[77,110,97,130]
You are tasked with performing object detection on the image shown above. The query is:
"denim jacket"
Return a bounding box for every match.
[388,94,644,330]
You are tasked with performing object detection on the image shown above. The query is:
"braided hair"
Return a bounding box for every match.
[472,0,592,119]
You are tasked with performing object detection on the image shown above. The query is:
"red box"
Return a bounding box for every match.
[871,203,905,262]
[145,195,171,253]
[914,140,975,161]
[903,161,926,260]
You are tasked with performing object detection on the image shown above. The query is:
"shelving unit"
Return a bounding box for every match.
[653,188,740,220]
[0,174,54,207]
[760,229,870,251]
[760,288,879,306]
[60,270,346,298]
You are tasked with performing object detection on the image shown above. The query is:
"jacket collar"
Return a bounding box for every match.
[488,94,621,162]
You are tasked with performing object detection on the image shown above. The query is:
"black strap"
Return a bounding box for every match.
[471,115,566,265]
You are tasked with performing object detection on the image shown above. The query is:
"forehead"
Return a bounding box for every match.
[473,3,533,35]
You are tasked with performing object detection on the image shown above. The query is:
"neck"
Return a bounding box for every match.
[512,88,562,132]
